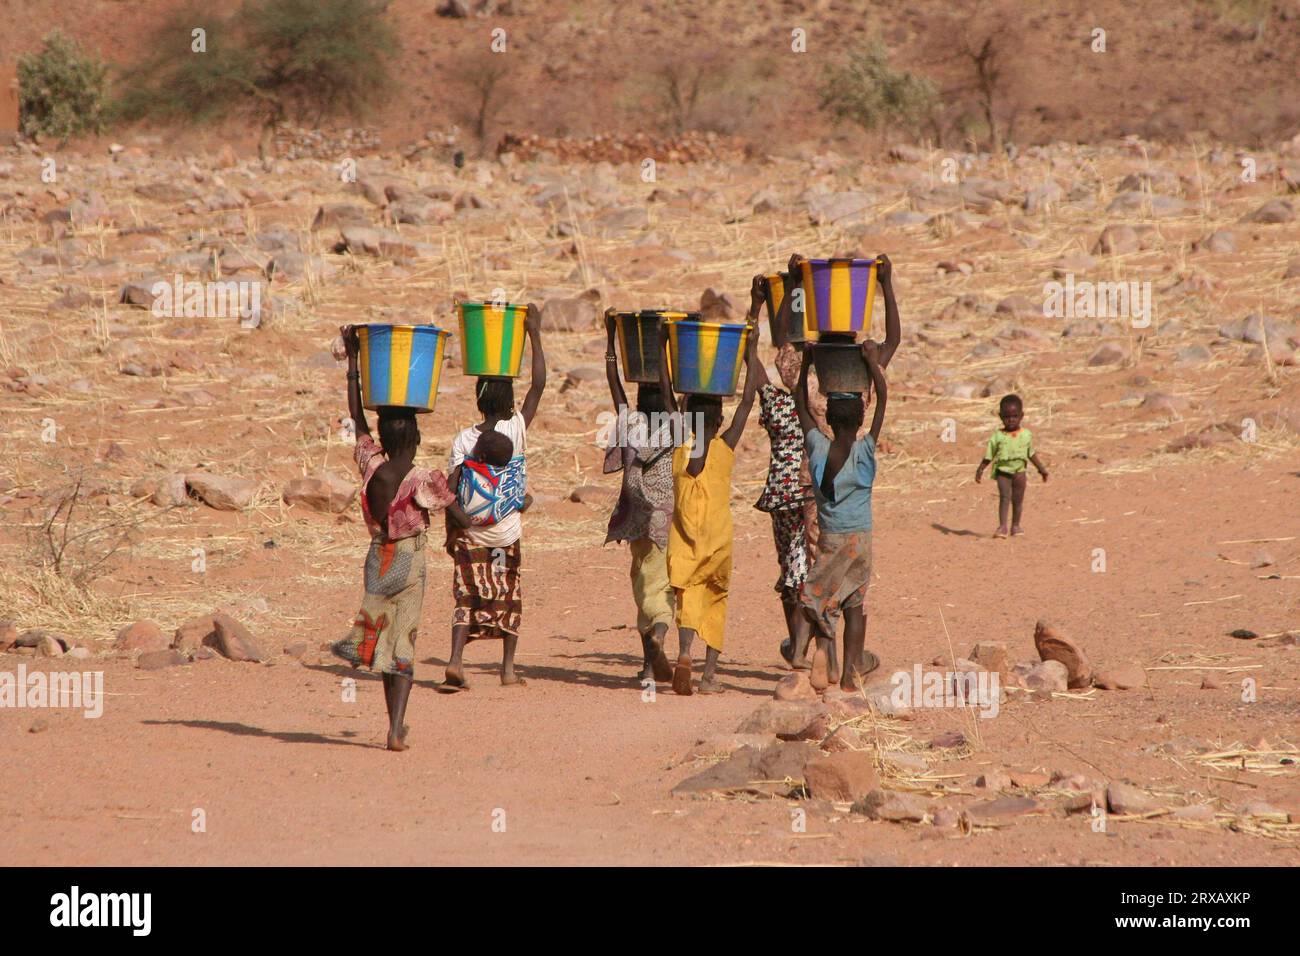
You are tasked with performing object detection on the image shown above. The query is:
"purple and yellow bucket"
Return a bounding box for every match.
[612,309,696,384]
[799,257,877,337]
[456,301,528,378]
[357,324,451,413]
[763,270,810,344]
[666,319,751,396]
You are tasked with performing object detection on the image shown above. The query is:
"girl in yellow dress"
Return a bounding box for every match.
[656,312,761,695]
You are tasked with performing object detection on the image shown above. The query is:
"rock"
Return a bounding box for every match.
[806,190,874,227]
[137,649,188,670]
[1087,342,1128,366]
[1034,620,1093,688]
[1193,230,1236,253]
[114,620,168,654]
[1094,661,1146,690]
[736,700,828,738]
[1200,674,1220,690]
[186,473,258,511]
[1009,770,1051,789]
[567,484,607,504]
[699,288,736,322]
[151,473,189,508]
[803,750,880,803]
[686,733,776,760]
[0,620,19,652]
[312,203,371,230]
[539,290,601,332]
[1107,782,1161,815]
[995,294,1037,318]
[37,634,64,657]
[851,789,931,822]
[930,730,966,749]
[821,724,864,752]
[1174,344,1212,366]
[976,768,1013,791]
[1228,628,1257,639]
[1064,790,1106,813]
[29,717,49,734]
[931,807,962,829]
[1024,660,1069,694]
[173,614,215,652]
[968,641,1009,676]
[774,671,817,702]
[1051,253,1097,277]
[1240,198,1295,224]
[672,741,816,797]
[283,641,309,659]
[283,473,356,513]
[1092,224,1155,255]
[964,795,1041,824]
[202,612,265,662]
[1250,549,1275,569]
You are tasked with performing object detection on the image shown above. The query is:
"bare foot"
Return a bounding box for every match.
[386,732,409,752]
[828,654,841,686]
[994,525,1009,538]
[697,678,725,695]
[649,637,674,683]
[443,663,468,689]
[501,673,527,687]
[810,647,829,691]
[672,654,693,696]
[1011,526,1024,536]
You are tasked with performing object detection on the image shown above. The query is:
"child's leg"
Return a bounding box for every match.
[383,673,413,751]
[445,624,470,687]
[995,473,1013,535]
[1010,472,1028,532]
[699,645,723,693]
[673,625,696,695]
[501,632,525,686]
[784,599,812,667]
[841,606,866,692]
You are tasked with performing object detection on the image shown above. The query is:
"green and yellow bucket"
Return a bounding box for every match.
[456,301,528,378]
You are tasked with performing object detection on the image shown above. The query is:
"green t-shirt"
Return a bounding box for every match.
[985,428,1034,475]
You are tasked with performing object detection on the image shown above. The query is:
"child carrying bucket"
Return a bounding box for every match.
[760,254,902,676]
[332,325,472,751]
[443,304,546,689]
[656,314,761,695]
[794,338,888,694]
[603,312,678,684]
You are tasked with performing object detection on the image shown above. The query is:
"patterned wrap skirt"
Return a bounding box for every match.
[332,532,428,677]
[769,507,810,602]
[452,534,522,640]
[800,530,872,638]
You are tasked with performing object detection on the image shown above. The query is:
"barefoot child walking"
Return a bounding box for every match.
[974,393,1048,537]
[332,325,471,751]
[602,312,676,684]
[794,340,888,693]
[443,305,546,688]
[657,314,761,695]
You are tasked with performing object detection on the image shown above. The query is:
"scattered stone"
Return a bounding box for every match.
[568,484,607,504]
[851,789,931,822]
[539,290,601,332]
[1008,770,1051,789]
[137,649,188,670]
[202,613,266,663]
[964,795,1041,825]
[672,741,816,797]
[687,733,778,761]
[1093,661,1146,690]
[976,768,1012,791]
[1087,341,1128,366]
[37,634,64,657]
[29,717,49,734]
[114,620,168,654]
[931,806,962,829]
[1193,229,1236,253]
[1228,628,1258,639]
[1034,620,1093,688]
[1240,198,1295,224]
[1106,782,1161,815]
[1200,674,1220,690]
[968,641,1008,676]
[186,473,258,511]
[1024,660,1069,694]
[736,700,828,738]
[774,671,817,702]
[283,642,309,659]
[1250,549,1274,569]
[821,724,864,752]
[283,473,356,513]
[929,730,967,749]
[803,750,880,803]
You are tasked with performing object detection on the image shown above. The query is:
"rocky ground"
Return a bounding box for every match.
[0,130,1297,864]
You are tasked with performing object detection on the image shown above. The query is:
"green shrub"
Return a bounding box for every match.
[116,0,399,153]
[17,30,109,142]
[818,40,939,141]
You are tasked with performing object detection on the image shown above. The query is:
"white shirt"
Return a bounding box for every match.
[449,412,527,547]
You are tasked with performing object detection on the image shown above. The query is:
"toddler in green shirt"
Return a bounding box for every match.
[975,394,1048,537]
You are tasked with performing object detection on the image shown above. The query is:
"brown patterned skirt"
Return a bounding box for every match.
[451,534,522,641]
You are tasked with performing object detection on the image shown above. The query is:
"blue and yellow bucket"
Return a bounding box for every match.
[457,301,528,378]
[357,324,451,413]
[666,319,751,396]
[800,257,877,337]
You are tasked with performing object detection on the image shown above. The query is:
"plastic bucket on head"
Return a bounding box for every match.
[666,319,751,396]
[799,257,877,337]
[357,324,451,413]
[811,335,870,395]
[456,301,528,377]
[763,271,811,344]
[611,309,696,383]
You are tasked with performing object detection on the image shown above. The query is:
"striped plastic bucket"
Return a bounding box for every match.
[763,270,810,344]
[357,324,451,413]
[612,309,697,383]
[666,320,751,396]
[799,258,877,336]
[456,301,528,378]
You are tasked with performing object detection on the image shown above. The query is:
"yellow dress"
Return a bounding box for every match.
[667,437,734,652]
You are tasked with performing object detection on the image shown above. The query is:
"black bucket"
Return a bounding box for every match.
[611,309,698,383]
[811,335,870,394]
[763,271,809,344]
